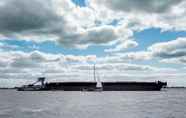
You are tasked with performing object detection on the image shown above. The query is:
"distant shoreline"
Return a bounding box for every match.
[166,87,186,89]
[0,88,17,89]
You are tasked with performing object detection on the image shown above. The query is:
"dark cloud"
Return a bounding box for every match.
[59,26,118,48]
[98,0,183,13]
[154,50,186,58]
[0,0,61,34]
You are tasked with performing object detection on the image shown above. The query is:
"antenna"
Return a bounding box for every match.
[93,64,96,82]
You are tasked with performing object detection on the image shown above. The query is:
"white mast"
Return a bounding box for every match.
[93,64,102,88]
[93,64,96,82]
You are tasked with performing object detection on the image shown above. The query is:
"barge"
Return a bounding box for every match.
[17,78,167,91]
[17,65,167,91]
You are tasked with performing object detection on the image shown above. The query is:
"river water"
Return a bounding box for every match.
[0,88,186,118]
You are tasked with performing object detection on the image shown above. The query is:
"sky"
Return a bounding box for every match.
[0,0,186,87]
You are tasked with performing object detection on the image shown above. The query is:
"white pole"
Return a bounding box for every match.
[94,64,96,82]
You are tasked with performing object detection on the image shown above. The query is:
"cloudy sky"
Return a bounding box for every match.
[1,0,186,87]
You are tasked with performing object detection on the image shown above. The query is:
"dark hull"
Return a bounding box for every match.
[102,82,163,91]
[17,81,167,91]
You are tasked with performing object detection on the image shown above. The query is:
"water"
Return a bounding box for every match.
[0,89,186,118]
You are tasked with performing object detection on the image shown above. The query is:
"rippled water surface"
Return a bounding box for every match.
[0,89,186,118]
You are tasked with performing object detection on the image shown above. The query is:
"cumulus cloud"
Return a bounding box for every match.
[104,40,138,52]
[0,0,134,49]
[0,0,186,50]
[58,25,121,49]
[0,49,180,87]
[0,42,19,50]
[90,0,186,31]
[119,51,152,61]
[102,37,186,64]
[98,51,152,64]
[0,0,61,34]
[91,0,183,13]
[113,37,186,64]
[0,50,98,86]
[0,50,96,73]
[160,57,186,65]
[73,63,156,71]
[0,0,186,87]
[148,37,186,58]
[2,0,185,51]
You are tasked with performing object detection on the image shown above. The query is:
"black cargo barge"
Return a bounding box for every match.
[17,65,167,91]
[45,82,98,91]
[45,81,166,91]
[17,77,167,91]
[102,81,167,91]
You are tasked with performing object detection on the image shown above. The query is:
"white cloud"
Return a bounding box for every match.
[90,0,186,32]
[91,0,183,13]
[148,37,186,58]
[112,37,186,65]
[73,63,156,71]
[0,49,183,87]
[98,51,152,63]
[0,50,98,87]
[0,0,134,49]
[120,51,152,61]
[64,55,96,63]
[0,0,186,50]
[0,0,186,87]
[0,42,19,50]
[112,37,186,64]
[104,40,138,52]
[160,56,186,65]
[102,37,186,65]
